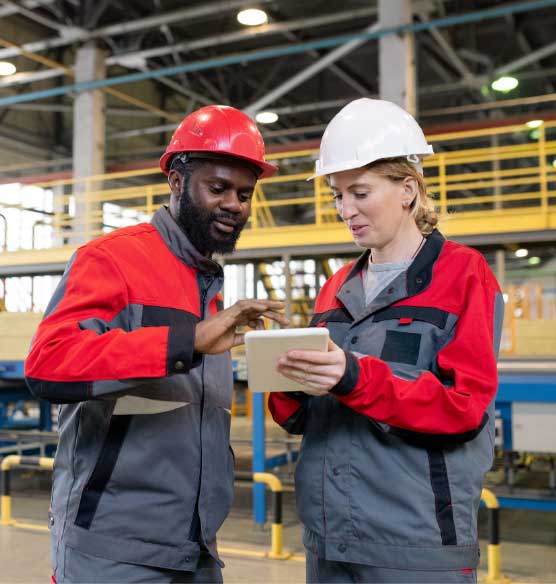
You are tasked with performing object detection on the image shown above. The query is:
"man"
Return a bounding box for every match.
[25,105,287,583]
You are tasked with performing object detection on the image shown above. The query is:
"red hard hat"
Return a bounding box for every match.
[159,105,277,179]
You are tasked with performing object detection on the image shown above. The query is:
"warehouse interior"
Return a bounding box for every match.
[1,0,556,582]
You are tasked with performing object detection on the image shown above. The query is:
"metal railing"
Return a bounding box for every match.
[1,455,53,530]
[0,456,298,561]
[1,121,555,248]
[0,456,513,574]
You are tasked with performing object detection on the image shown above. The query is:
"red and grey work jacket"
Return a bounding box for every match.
[25,206,233,572]
[269,229,503,571]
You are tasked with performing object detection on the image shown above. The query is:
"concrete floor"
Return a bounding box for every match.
[1,417,555,583]
[2,486,556,583]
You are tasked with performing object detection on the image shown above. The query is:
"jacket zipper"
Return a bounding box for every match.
[188,277,213,543]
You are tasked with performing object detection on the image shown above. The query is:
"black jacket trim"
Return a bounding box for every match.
[388,412,489,446]
[75,415,132,529]
[340,229,445,295]
[26,377,91,404]
[427,449,458,546]
[310,307,353,327]
[373,306,450,329]
[141,306,200,374]
[281,402,310,434]
[407,230,445,296]
[330,351,360,396]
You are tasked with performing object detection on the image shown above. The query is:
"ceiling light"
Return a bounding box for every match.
[0,62,16,76]
[515,248,528,258]
[491,76,518,93]
[526,119,543,129]
[237,8,268,26]
[528,256,541,266]
[255,111,278,124]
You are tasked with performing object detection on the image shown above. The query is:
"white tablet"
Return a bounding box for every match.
[245,327,329,393]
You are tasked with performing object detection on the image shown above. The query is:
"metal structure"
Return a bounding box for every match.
[1,1,556,169]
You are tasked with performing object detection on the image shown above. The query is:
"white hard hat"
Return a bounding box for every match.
[309,98,434,179]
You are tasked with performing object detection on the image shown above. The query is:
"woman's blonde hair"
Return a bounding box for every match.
[366,157,438,235]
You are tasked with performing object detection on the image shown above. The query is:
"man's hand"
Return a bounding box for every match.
[276,338,346,396]
[194,299,289,354]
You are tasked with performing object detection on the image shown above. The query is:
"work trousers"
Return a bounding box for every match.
[54,545,223,584]
[306,550,477,584]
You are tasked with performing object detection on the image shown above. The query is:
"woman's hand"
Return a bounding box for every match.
[277,338,346,396]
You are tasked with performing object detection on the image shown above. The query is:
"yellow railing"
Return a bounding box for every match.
[2,121,556,356]
[1,120,555,250]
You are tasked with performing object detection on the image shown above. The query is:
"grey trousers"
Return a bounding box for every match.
[306,550,477,584]
[55,545,223,584]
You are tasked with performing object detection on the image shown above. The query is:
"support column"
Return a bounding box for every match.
[72,42,106,244]
[378,0,416,115]
[282,254,292,323]
[496,250,506,290]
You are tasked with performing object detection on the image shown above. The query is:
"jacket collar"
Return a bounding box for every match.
[151,206,223,276]
[336,229,446,321]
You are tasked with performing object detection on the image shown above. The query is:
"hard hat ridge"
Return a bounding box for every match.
[160,105,277,179]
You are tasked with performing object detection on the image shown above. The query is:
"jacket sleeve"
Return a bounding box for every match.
[268,392,311,435]
[330,259,503,439]
[25,245,199,403]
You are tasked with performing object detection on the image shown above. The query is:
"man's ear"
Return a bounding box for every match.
[168,169,183,197]
[168,169,185,221]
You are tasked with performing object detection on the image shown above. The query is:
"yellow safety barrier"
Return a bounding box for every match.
[1,457,302,562]
[1,455,53,529]
[481,488,511,583]
[252,472,292,559]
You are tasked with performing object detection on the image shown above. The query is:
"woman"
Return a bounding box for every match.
[269,98,503,583]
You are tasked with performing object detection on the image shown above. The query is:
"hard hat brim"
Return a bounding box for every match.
[160,149,278,178]
[307,147,434,180]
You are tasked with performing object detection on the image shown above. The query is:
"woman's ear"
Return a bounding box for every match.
[401,176,418,209]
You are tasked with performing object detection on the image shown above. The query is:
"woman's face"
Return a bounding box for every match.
[329,166,415,250]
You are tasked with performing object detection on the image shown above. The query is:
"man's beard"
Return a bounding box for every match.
[178,189,246,255]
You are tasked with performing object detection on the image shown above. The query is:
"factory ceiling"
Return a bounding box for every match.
[1,0,556,177]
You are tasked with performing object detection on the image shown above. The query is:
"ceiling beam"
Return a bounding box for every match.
[3,103,176,117]
[2,1,556,109]
[496,39,556,76]
[244,21,380,116]
[0,8,379,90]
[0,0,276,60]
[0,0,56,18]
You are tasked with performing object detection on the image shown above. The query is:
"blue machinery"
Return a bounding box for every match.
[0,361,52,433]
[2,358,555,522]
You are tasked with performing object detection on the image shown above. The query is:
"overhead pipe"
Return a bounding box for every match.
[1,0,555,109]
[0,8,379,92]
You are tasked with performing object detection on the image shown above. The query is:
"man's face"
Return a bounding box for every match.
[169,159,257,255]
